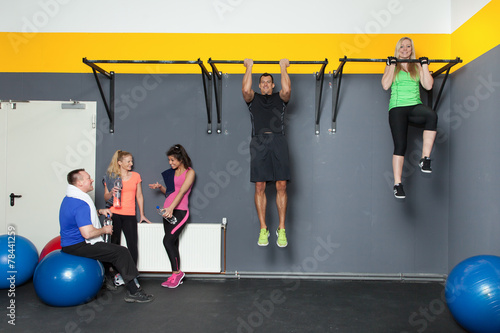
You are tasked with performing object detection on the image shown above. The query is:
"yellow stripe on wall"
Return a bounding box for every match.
[2,0,499,77]
[1,0,498,74]
[451,0,500,71]
[1,32,452,74]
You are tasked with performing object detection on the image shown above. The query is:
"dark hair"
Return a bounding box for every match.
[259,73,274,84]
[166,144,192,168]
[67,168,85,185]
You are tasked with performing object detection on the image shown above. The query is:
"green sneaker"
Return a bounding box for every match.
[276,228,288,248]
[258,228,270,246]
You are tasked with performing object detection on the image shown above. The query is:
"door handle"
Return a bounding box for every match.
[10,193,22,206]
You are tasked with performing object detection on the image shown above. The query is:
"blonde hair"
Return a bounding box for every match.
[106,150,132,178]
[394,37,419,81]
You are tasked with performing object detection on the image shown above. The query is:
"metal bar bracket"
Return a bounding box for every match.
[330,57,347,134]
[82,58,212,134]
[314,59,328,135]
[83,58,115,133]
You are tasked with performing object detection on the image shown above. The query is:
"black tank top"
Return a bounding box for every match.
[247,93,287,136]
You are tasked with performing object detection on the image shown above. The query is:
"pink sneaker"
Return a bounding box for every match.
[161,271,185,288]
[160,276,174,288]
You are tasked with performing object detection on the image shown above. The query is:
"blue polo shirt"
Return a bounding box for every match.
[59,197,92,247]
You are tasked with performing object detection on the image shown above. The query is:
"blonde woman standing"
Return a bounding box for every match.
[103,150,150,275]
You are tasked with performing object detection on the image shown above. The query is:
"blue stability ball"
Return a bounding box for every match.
[445,255,500,333]
[0,234,39,289]
[34,250,104,307]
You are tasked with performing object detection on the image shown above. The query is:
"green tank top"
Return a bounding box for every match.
[388,70,422,110]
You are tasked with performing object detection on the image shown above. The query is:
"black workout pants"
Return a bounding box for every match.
[389,104,438,156]
[62,241,139,284]
[110,214,138,265]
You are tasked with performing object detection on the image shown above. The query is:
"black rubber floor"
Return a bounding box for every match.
[2,277,467,332]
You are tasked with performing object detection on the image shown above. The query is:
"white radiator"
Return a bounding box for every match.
[121,223,222,273]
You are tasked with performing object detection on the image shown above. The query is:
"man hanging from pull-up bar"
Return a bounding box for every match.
[242,58,291,248]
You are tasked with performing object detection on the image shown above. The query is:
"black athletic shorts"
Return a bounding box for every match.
[250,134,291,182]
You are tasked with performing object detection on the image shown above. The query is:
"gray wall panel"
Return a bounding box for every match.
[448,45,500,270]
[0,69,453,275]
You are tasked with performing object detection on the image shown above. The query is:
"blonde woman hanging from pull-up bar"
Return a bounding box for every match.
[381,37,437,199]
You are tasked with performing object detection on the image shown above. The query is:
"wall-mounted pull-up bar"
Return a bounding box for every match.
[82,58,212,133]
[208,59,328,135]
[331,57,462,134]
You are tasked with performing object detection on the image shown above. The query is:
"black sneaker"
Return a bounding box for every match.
[124,289,154,303]
[419,157,432,173]
[394,183,406,199]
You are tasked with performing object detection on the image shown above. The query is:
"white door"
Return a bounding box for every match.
[0,101,96,253]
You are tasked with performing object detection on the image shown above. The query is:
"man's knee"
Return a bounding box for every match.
[255,182,266,194]
[111,243,132,257]
[276,181,287,193]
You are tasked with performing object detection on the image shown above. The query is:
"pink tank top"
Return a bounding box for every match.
[164,168,192,211]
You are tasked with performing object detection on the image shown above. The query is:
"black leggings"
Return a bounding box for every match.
[389,104,438,156]
[110,214,138,265]
[162,209,188,272]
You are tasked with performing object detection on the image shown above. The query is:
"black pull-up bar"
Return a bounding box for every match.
[84,59,211,77]
[87,60,201,64]
[339,57,462,64]
[331,56,463,133]
[82,58,212,133]
[208,58,329,135]
[208,60,328,65]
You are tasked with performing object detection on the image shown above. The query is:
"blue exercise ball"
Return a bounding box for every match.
[34,250,104,307]
[0,234,39,289]
[445,255,500,333]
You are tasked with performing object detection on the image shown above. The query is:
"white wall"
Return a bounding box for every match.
[451,0,490,32]
[0,0,456,33]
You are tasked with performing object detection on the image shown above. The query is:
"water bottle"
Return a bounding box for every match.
[103,214,113,243]
[113,178,122,208]
[156,206,177,224]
